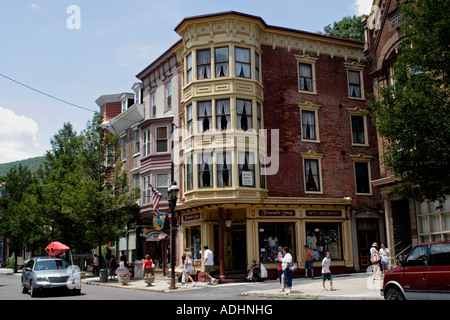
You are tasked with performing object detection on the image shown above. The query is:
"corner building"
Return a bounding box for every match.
[170,11,383,279]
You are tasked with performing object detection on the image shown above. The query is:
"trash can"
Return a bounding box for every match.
[99,269,108,283]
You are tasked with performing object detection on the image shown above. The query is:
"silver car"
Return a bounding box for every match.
[21,256,81,297]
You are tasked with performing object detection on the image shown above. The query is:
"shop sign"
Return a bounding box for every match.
[146,232,168,241]
[306,210,342,217]
[183,213,201,222]
[259,209,295,217]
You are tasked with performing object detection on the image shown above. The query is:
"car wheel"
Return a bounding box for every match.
[21,280,28,294]
[30,281,38,298]
[385,287,404,300]
[72,289,81,295]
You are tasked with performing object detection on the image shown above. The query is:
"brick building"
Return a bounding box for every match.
[171,11,383,279]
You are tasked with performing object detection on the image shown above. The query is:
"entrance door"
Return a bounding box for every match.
[357,219,379,269]
[231,226,247,271]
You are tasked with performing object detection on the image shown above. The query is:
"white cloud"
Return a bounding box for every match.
[354,0,373,15]
[30,3,40,10]
[0,106,41,163]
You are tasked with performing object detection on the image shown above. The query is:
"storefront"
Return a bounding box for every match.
[178,201,354,279]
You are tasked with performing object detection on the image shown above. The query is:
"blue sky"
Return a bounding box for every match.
[0,0,373,164]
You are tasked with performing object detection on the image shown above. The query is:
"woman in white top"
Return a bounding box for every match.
[370,242,381,280]
[184,252,196,287]
[379,243,390,275]
[281,247,293,294]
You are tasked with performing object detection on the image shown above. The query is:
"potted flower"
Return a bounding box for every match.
[119,271,132,285]
[144,274,155,286]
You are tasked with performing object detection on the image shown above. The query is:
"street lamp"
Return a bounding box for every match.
[168,180,179,289]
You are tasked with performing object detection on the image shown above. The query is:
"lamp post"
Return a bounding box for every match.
[168,180,179,289]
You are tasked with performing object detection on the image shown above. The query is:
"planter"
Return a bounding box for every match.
[144,275,155,286]
[120,277,131,285]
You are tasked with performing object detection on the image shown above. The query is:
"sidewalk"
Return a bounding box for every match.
[242,273,384,300]
[81,272,384,300]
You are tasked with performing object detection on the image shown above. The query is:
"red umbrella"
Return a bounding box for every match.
[45,241,70,256]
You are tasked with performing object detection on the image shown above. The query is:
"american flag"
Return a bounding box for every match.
[150,184,162,215]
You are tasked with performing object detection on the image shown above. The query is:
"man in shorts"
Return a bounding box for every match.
[321,252,335,291]
[203,245,216,285]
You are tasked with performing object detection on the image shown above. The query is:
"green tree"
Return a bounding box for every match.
[320,15,364,41]
[369,0,450,204]
[35,122,91,252]
[77,112,139,266]
[0,165,37,270]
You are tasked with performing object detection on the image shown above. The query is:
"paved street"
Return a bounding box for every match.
[0,268,383,300]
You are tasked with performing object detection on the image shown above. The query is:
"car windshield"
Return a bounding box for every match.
[34,260,69,271]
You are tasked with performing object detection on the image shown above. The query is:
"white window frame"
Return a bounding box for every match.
[298,101,321,143]
[301,151,324,194]
[295,54,318,94]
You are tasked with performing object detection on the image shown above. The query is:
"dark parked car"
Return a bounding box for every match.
[381,241,450,300]
[21,256,81,297]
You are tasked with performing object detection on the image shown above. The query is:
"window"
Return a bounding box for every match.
[429,243,450,266]
[156,173,169,198]
[152,93,157,118]
[216,99,230,130]
[215,47,229,77]
[301,110,316,140]
[299,63,313,92]
[348,70,362,98]
[186,53,193,83]
[259,154,266,188]
[256,103,262,131]
[404,245,428,267]
[198,151,213,188]
[122,100,127,112]
[198,101,212,132]
[217,152,231,187]
[306,223,342,260]
[120,135,127,160]
[235,47,251,78]
[186,227,202,260]
[351,115,366,144]
[133,129,140,155]
[255,53,260,81]
[197,49,211,80]
[142,175,150,204]
[304,159,320,192]
[238,151,255,187]
[354,162,371,194]
[237,99,252,131]
[418,198,450,242]
[185,154,193,191]
[135,89,140,105]
[186,104,193,135]
[142,129,150,157]
[259,223,295,263]
[166,83,172,109]
[133,173,140,190]
[156,127,168,153]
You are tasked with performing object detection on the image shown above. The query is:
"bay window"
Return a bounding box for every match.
[235,47,251,78]
[215,47,229,77]
[197,49,211,80]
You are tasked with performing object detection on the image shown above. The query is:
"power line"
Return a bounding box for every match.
[0,72,96,113]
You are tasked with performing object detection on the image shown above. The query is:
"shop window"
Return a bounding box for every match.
[305,223,342,260]
[186,226,202,261]
[216,99,230,130]
[259,223,295,263]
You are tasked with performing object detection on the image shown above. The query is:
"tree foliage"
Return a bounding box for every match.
[320,15,364,41]
[369,0,450,204]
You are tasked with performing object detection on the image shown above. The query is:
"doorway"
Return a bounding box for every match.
[213,223,247,272]
[357,219,379,269]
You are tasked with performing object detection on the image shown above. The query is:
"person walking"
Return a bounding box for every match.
[281,247,293,294]
[321,252,335,291]
[379,243,390,275]
[184,252,196,287]
[304,245,314,278]
[143,254,154,277]
[203,245,216,285]
[276,246,284,283]
[93,254,99,276]
[370,242,381,280]
[108,255,119,280]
